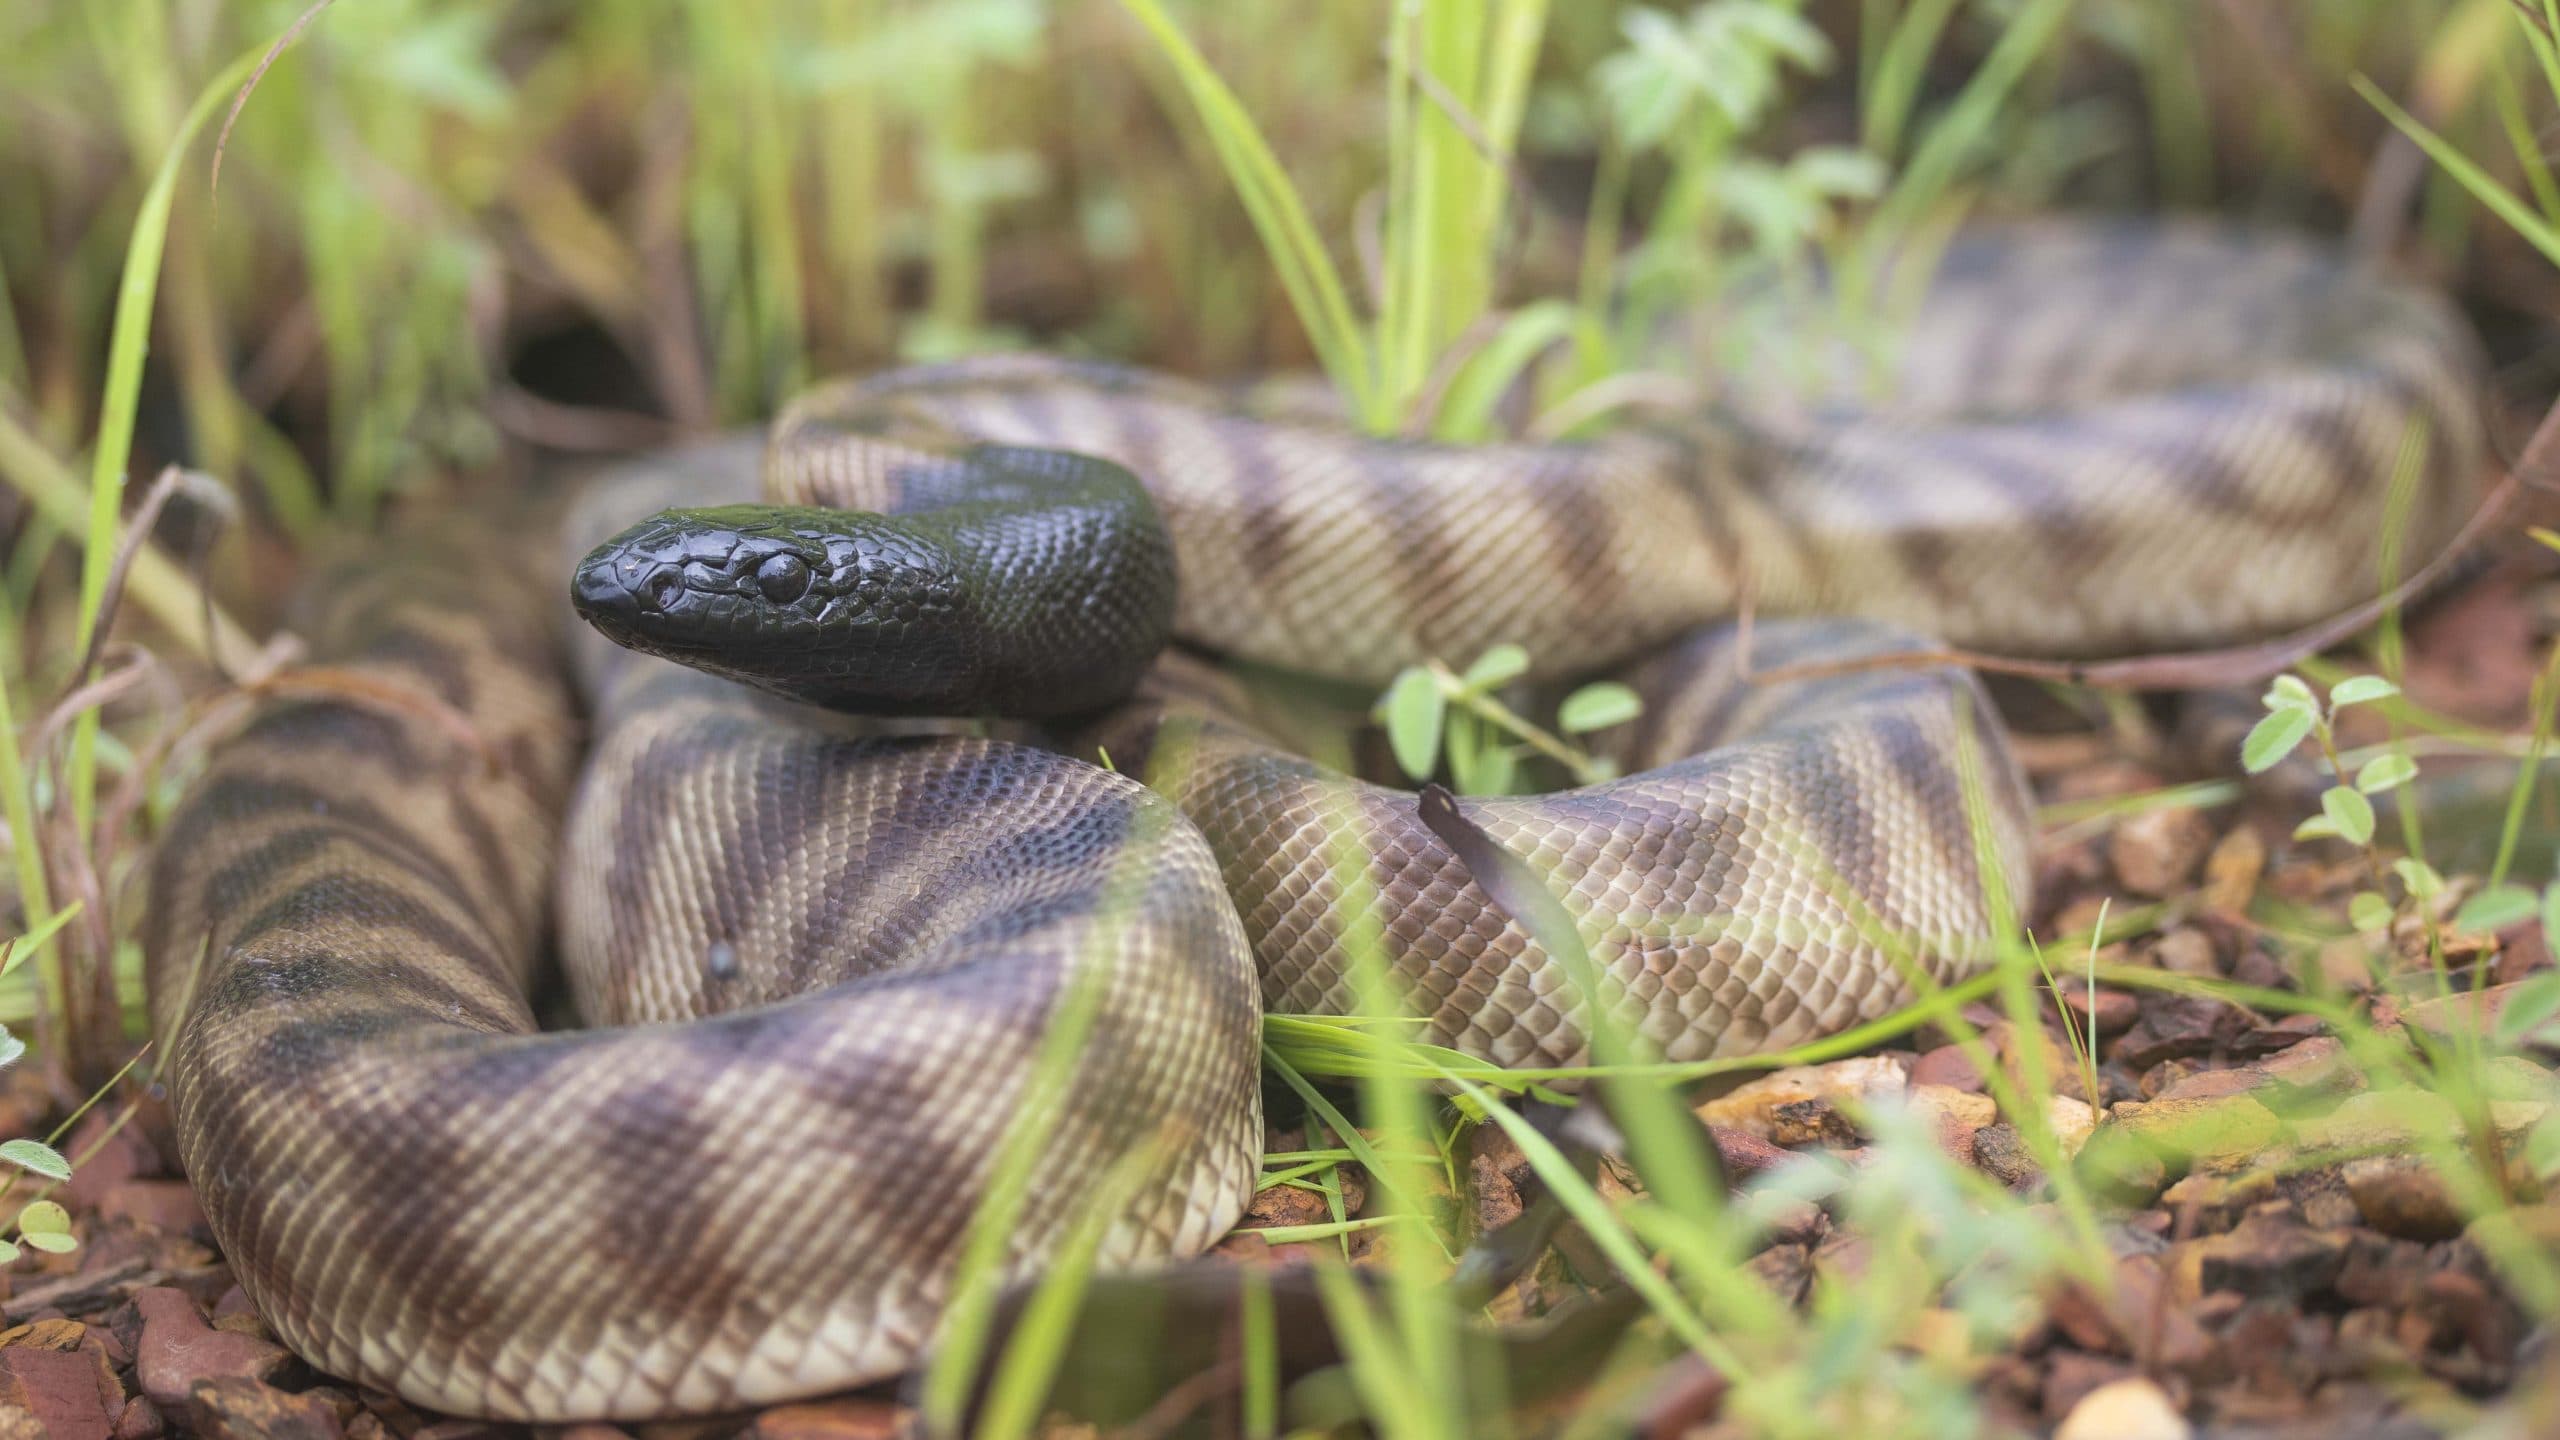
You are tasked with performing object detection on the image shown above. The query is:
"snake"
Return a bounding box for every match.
[141,220,2489,1420]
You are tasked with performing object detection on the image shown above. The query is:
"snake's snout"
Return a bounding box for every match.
[571,544,690,636]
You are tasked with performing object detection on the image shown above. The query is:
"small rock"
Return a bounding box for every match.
[2400,983,2539,1047]
[2108,1093,2281,1170]
[1694,1055,1907,1138]
[2078,1137,2168,1206]
[2199,826,2266,915]
[1972,1124,2043,1190]
[2115,995,2255,1071]
[0,1318,89,1351]
[208,1310,275,1342]
[110,1395,163,1440]
[96,1184,206,1238]
[60,1116,160,1211]
[2148,928,2222,977]
[2248,1036,2363,1098]
[2481,1053,2558,1102]
[2343,1156,2465,1241]
[2189,1204,2346,1302]
[0,1345,117,1440]
[2334,1306,2403,1365]
[1468,1124,1529,1232]
[2055,1377,2191,1440]
[745,1400,904,1440]
[1988,1022,2092,1103]
[2050,894,2123,941]
[189,1377,342,1440]
[2041,1350,2137,1423]
[1747,1243,1812,1306]
[1237,1182,1330,1231]
[2233,1010,2328,1053]
[1902,1306,1984,1370]
[2139,1057,2203,1100]
[1752,1189,1829,1247]
[2300,1192,2364,1240]
[133,1288,289,1409]
[1908,1085,1998,1152]
[2059,987,2141,1036]
[353,1389,423,1440]
[1910,1044,1985,1092]
[2159,1167,2261,1216]
[2416,1267,2518,1369]
[1707,1127,1794,1184]
[2110,807,2215,898]
[2294,1088,2546,1154]
[2150,1066,2268,1105]
[1768,1097,1861,1148]
[2046,1255,2209,1372]
[2045,1096,2098,1157]
[1811,1229,1870,1288]
[210,1289,257,1324]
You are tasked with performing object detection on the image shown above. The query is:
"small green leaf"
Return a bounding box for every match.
[0,1239,18,1265]
[2329,675,2401,709]
[1461,644,1531,692]
[17,1201,74,1256]
[2355,754,2419,795]
[0,908,83,981]
[2242,707,2316,773]
[2294,815,2342,842]
[2263,675,2318,712]
[0,1140,69,1183]
[1380,669,1446,782]
[1558,682,1642,735]
[2391,858,2443,899]
[2528,1110,2560,1181]
[1459,746,1519,798]
[17,1201,70,1238]
[2459,884,2543,933]
[2496,972,2560,1048]
[2322,786,2376,847]
[2349,892,2396,933]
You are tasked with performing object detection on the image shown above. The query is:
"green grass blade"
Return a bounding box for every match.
[68,42,268,840]
[1116,0,1376,422]
[2355,72,2560,268]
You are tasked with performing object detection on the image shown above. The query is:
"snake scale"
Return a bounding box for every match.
[142,221,2489,1419]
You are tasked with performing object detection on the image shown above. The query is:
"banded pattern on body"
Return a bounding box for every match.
[147,489,1261,1419]
[1085,624,2033,1067]
[772,222,2485,679]
[143,220,2494,1420]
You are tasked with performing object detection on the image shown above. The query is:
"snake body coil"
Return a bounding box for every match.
[145,222,2490,1419]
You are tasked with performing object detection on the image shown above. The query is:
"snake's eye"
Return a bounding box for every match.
[754,553,810,604]
[641,571,683,612]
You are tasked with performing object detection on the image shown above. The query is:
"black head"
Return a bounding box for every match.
[571,504,973,712]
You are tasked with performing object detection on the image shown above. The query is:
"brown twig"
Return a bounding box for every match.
[67,466,202,685]
[212,0,339,207]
